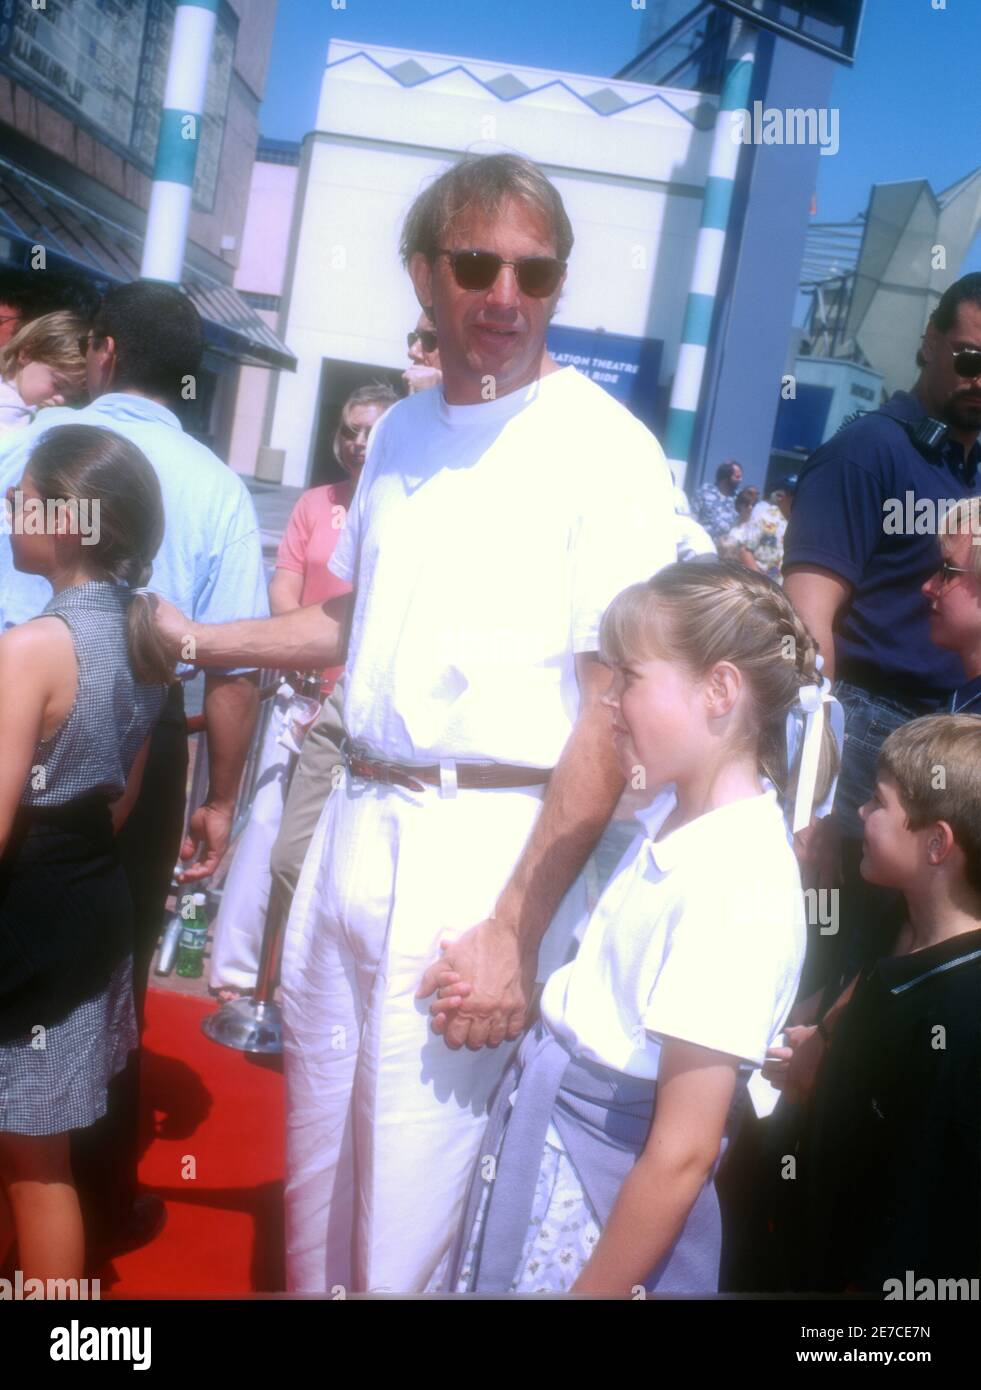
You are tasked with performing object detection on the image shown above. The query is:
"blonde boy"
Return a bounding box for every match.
[791,715,981,1292]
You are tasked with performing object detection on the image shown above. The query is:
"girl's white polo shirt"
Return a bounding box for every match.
[541,786,806,1082]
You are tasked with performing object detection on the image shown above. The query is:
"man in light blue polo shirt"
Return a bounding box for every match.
[0,280,269,1254]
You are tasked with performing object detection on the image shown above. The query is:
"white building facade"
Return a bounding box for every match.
[249,39,719,489]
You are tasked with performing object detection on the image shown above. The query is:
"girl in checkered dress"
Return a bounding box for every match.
[0,424,172,1282]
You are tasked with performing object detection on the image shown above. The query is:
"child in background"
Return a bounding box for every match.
[0,424,172,1282]
[924,496,981,716]
[783,715,981,1292]
[0,311,88,433]
[764,501,981,1109]
[434,561,840,1294]
[734,513,981,1294]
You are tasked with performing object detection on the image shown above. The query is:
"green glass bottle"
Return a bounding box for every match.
[175,893,208,979]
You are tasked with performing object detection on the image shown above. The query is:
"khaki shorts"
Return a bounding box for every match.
[269,678,346,901]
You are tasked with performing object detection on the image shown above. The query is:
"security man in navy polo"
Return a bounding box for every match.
[783,273,981,998]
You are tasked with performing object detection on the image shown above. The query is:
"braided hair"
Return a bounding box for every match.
[599,560,839,810]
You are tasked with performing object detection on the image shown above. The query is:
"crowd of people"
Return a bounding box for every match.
[0,153,978,1297]
[687,461,796,582]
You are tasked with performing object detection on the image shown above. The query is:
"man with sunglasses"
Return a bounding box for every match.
[149,152,677,1292]
[783,272,981,1001]
[403,311,442,394]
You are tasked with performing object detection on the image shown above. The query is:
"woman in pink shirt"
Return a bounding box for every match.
[270,384,398,694]
[209,384,397,1001]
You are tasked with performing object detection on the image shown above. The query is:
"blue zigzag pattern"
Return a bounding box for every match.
[324,49,712,126]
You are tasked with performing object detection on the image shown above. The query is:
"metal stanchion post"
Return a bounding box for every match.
[200,746,300,1054]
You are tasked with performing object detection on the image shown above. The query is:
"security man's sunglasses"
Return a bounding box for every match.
[437,249,566,298]
[407,329,438,353]
[949,345,981,379]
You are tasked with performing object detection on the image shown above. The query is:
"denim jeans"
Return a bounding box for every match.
[833,681,926,838]
[803,681,921,1001]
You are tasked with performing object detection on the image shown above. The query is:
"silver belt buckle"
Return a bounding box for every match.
[438,759,458,798]
[345,743,426,793]
[344,739,370,784]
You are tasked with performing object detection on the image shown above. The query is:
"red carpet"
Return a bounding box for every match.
[96,989,286,1296]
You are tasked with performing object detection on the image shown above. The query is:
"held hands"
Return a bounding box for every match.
[762,1024,827,1105]
[416,917,537,1052]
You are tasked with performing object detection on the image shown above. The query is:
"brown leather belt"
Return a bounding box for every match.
[346,750,552,792]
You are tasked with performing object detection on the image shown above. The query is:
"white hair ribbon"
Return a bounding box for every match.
[130,587,154,597]
[785,657,845,833]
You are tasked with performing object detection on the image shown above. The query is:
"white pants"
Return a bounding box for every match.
[281,769,586,1293]
[209,694,292,991]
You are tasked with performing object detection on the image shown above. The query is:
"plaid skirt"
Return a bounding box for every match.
[0,953,137,1136]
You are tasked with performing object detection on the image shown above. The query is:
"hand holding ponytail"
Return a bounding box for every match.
[118,558,176,685]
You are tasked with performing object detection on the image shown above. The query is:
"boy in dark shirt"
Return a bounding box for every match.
[791,715,981,1293]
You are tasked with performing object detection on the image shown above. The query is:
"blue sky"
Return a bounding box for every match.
[260,0,980,271]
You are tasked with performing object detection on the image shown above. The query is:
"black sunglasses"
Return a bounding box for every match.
[437,249,566,299]
[407,329,438,353]
[949,345,981,380]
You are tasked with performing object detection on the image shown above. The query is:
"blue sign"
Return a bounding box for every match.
[773,383,833,454]
[546,324,663,432]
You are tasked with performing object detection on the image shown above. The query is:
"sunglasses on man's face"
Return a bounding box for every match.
[407,329,438,353]
[948,345,981,380]
[437,249,566,299]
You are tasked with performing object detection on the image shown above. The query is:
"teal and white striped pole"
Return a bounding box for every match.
[140,0,218,283]
[663,20,758,487]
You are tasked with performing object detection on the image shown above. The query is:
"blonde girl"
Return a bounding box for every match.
[442,560,841,1294]
[0,311,88,432]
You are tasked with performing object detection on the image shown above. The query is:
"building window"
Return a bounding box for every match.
[241,291,282,313]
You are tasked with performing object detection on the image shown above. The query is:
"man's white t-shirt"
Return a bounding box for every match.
[329,366,676,766]
[541,786,806,1096]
